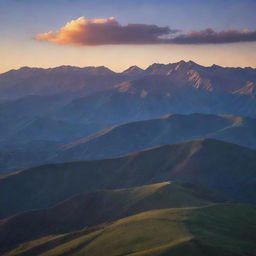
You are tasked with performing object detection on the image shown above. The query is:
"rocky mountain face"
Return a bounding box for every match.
[1,61,255,101]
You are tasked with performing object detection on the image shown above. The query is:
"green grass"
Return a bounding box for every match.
[187,203,256,254]
[0,180,213,253]
[4,203,256,256]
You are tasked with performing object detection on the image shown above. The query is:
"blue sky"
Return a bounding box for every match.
[1,0,256,72]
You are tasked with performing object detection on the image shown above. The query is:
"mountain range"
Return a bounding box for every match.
[1,61,256,256]
[1,61,256,149]
[1,61,256,101]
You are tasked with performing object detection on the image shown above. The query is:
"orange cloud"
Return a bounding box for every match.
[35,17,256,46]
[34,17,174,46]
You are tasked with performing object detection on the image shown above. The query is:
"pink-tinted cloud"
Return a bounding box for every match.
[34,17,256,46]
[171,28,256,44]
[35,17,176,46]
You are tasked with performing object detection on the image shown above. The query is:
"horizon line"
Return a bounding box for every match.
[1,60,256,75]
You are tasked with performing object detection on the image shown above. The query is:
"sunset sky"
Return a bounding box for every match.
[1,0,256,73]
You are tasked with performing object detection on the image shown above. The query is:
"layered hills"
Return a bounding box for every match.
[1,61,256,172]
[1,61,256,256]
[1,113,256,172]
[1,138,256,218]
[53,113,256,163]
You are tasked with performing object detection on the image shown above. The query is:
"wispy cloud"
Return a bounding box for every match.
[172,28,256,44]
[35,17,256,46]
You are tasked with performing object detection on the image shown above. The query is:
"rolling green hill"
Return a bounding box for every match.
[0,138,256,218]
[0,181,215,253]
[3,203,256,256]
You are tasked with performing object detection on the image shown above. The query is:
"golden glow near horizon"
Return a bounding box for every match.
[1,0,256,74]
[1,39,256,74]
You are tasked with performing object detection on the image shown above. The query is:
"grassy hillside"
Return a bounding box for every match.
[0,181,215,253]
[3,203,256,256]
[0,138,256,218]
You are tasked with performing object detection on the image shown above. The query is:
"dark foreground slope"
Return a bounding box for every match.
[3,204,256,256]
[0,139,256,218]
[0,181,215,253]
[53,113,256,163]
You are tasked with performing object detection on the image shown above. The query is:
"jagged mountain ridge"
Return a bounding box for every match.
[0,65,123,101]
[1,61,256,101]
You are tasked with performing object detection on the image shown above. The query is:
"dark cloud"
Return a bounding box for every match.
[171,28,256,44]
[35,17,256,46]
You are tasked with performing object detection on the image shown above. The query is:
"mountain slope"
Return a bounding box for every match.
[234,81,256,98]
[122,65,145,76]
[0,181,215,253]
[4,204,256,256]
[53,113,256,163]
[146,60,256,94]
[0,66,126,101]
[0,94,77,143]
[0,139,256,218]
[55,72,256,131]
[2,112,256,173]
